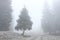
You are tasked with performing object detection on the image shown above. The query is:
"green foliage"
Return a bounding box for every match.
[15,7,33,31]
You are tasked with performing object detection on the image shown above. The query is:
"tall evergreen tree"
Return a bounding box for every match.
[42,0,60,35]
[0,0,12,31]
[15,6,33,35]
[42,1,51,33]
[41,1,55,34]
[52,0,60,34]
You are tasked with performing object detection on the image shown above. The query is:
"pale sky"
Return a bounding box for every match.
[11,0,52,35]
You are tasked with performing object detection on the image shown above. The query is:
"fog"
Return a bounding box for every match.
[0,0,60,40]
[11,0,52,35]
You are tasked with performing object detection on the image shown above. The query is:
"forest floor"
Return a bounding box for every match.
[0,31,60,40]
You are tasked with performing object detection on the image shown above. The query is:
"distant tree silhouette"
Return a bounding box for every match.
[52,0,60,35]
[0,0,12,31]
[42,0,60,35]
[15,6,33,35]
[41,1,52,33]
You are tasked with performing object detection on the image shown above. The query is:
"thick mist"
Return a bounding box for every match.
[10,0,53,35]
[11,0,44,35]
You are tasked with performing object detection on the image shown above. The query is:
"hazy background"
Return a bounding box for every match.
[11,0,52,35]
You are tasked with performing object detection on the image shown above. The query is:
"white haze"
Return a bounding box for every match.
[11,0,52,35]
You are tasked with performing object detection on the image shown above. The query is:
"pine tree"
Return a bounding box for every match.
[41,1,55,34]
[42,0,60,35]
[42,1,50,33]
[0,0,12,31]
[52,0,60,34]
[15,6,33,35]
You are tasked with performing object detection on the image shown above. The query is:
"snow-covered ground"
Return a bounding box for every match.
[0,31,60,40]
